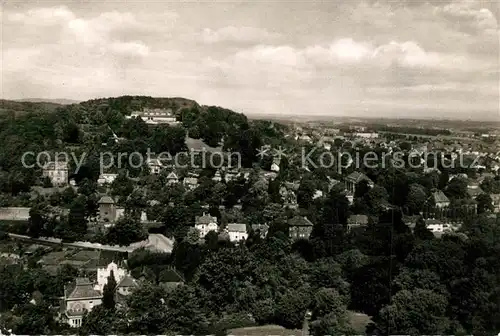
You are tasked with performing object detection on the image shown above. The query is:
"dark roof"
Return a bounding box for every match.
[432,190,450,203]
[117,275,138,288]
[288,216,313,227]
[195,213,217,225]
[346,171,372,184]
[98,195,115,204]
[97,250,127,267]
[65,278,102,300]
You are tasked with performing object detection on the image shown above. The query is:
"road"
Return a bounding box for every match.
[7,233,173,253]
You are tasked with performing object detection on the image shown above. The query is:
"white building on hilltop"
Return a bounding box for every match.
[95,261,127,292]
[127,108,179,125]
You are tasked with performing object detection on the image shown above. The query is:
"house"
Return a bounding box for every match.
[97,173,118,186]
[61,278,102,328]
[227,223,248,243]
[345,172,373,194]
[490,194,500,212]
[95,261,128,292]
[183,176,199,190]
[115,274,139,298]
[98,196,116,223]
[212,170,222,182]
[280,186,298,208]
[467,182,484,198]
[194,213,218,237]
[166,171,179,185]
[425,219,457,238]
[312,189,323,199]
[288,216,313,240]
[42,161,69,186]
[354,132,379,139]
[126,108,179,125]
[431,190,450,208]
[251,224,269,238]
[347,214,369,231]
[146,158,163,174]
[270,157,280,172]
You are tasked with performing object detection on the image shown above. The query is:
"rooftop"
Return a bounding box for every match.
[346,171,372,184]
[65,278,102,300]
[288,216,313,227]
[227,223,247,232]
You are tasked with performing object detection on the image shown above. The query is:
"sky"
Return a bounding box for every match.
[1,0,499,120]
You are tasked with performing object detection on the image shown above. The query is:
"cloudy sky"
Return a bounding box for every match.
[1,0,499,120]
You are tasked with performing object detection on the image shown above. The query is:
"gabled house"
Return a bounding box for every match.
[146,158,163,174]
[60,278,102,328]
[347,214,369,232]
[42,161,69,186]
[166,171,179,185]
[431,190,450,208]
[98,196,117,223]
[227,223,248,243]
[115,275,139,299]
[195,212,218,237]
[288,216,313,240]
[345,172,373,194]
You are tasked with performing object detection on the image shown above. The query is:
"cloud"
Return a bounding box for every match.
[200,26,280,44]
[436,0,499,34]
[8,6,75,25]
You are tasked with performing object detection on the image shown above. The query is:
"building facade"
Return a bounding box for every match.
[43,161,69,186]
[61,278,102,328]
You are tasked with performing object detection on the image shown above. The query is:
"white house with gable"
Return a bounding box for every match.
[95,262,127,292]
[227,223,248,243]
[194,213,218,238]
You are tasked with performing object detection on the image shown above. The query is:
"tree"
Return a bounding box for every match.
[476,193,493,214]
[79,305,123,335]
[413,216,434,240]
[375,289,450,335]
[102,271,117,310]
[106,215,148,246]
[446,177,468,200]
[126,283,169,334]
[309,288,353,336]
[405,183,427,214]
[274,287,312,329]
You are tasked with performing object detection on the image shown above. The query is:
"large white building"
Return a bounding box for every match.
[126,108,179,125]
[95,261,127,292]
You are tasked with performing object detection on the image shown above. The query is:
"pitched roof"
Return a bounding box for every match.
[117,275,138,288]
[346,171,372,184]
[227,223,247,232]
[195,213,217,225]
[98,195,115,204]
[65,278,102,300]
[166,171,178,179]
[288,216,313,227]
[432,190,450,203]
